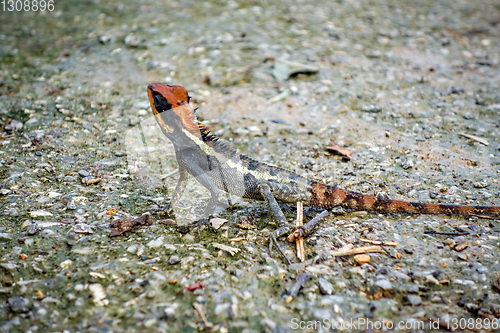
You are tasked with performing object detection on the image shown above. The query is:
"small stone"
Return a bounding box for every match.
[78,170,90,177]
[114,151,125,157]
[184,234,196,242]
[331,206,346,215]
[405,294,422,306]
[66,199,77,210]
[472,181,487,188]
[1,262,18,271]
[454,240,468,252]
[60,259,73,268]
[30,210,52,217]
[168,255,180,265]
[127,244,138,253]
[0,233,12,241]
[425,274,440,285]
[457,253,468,260]
[317,277,334,295]
[354,254,370,265]
[147,236,164,248]
[360,105,382,113]
[89,284,108,307]
[0,189,11,195]
[211,218,227,230]
[72,223,93,234]
[82,177,101,185]
[99,34,111,43]
[8,297,30,313]
[442,239,455,247]
[125,34,140,48]
[375,279,393,290]
[402,159,414,169]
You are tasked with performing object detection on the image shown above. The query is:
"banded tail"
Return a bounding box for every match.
[309,182,500,216]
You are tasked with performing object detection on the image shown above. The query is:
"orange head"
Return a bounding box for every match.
[147,83,203,137]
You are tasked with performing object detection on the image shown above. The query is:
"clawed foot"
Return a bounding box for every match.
[187,217,211,239]
[269,230,292,265]
[148,199,173,217]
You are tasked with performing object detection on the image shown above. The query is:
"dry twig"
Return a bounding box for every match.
[358,238,398,246]
[330,244,385,257]
[288,210,330,242]
[295,202,305,262]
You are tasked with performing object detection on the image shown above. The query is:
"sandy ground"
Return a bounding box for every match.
[1,0,500,332]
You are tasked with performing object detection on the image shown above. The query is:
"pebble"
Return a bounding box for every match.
[354,254,370,265]
[82,177,102,185]
[183,234,196,242]
[8,297,30,313]
[402,159,414,169]
[72,223,93,234]
[454,240,468,252]
[30,210,52,217]
[0,233,12,241]
[78,170,90,177]
[125,34,140,48]
[168,255,180,265]
[317,277,334,295]
[360,105,382,113]
[89,284,108,307]
[375,279,393,290]
[211,218,227,230]
[442,239,455,247]
[405,295,422,306]
[5,120,23,131]
[66,199,77,210]
[331,206,346,215]
[147,236,164,248]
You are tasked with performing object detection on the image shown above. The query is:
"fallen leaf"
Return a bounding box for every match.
[324,142,354,161]
[110,214,153,236]
[239,213,257,230]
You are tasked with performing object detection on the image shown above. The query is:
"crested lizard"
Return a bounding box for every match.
[146,83,500,260]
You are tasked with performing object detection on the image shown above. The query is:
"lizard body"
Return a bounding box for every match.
[147,83,500,238]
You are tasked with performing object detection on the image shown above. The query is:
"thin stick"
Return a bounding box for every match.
[458,132,489,146]
[288,210,330,242]
[470,214,500,221]
[424,230,468,236]
[358,238,398,246]
[330,245,384,257]
[193,302,213,329]
[295,202,305,262]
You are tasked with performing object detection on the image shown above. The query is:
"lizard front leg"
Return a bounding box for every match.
[165,164,189,213]
[259,181,293,264]
[186,168,221,236]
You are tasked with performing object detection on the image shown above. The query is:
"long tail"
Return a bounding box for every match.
[308,182,500,216]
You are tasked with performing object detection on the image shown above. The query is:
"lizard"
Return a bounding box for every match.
[146,82,500,261]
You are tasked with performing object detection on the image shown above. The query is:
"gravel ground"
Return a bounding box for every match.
[1,0,500,332]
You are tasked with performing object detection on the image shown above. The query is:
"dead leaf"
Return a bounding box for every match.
[110,214,153,236]
[324,142,354,161]
[239,213,257,230]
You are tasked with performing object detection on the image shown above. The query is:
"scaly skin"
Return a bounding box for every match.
[147,83,500,259]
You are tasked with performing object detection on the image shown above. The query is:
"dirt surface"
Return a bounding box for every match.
[1,0,500,332]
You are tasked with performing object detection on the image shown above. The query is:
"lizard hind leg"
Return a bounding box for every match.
[258,181,293,265]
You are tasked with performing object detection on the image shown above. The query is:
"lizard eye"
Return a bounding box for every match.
[154,95,162,107]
